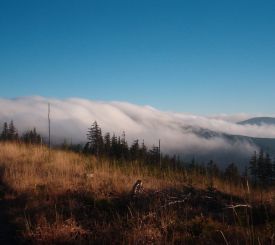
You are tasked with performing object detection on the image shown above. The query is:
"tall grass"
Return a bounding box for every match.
[0,142,274,244]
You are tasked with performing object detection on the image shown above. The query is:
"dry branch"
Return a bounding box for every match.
[223,204,252,209]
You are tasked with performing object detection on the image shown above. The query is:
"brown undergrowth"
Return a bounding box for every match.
[0,142,274,244]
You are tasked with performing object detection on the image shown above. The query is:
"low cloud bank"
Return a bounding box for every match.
[0,96,274,164]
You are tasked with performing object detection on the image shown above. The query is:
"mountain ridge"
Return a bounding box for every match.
[238,117,275,126]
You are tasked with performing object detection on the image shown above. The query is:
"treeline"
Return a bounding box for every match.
[1,120,275,188]
[83,121,166,166]
[83,121,275,188]
[83,121,245,183]
[0,120,42,144]
[249,150,275,187]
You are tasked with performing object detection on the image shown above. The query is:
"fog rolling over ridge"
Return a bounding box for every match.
[1,96,275,168]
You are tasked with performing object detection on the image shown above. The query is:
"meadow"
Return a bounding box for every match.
[0,142,274,244]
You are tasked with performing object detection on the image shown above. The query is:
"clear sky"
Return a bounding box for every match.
[0,0,274,114]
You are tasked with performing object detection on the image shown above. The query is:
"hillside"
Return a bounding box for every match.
[238,117,275,126]
[180,126,275,167]
[0,142,274,244]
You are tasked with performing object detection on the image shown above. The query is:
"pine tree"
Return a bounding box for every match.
[8,120,18,141]
[249,151,258,186]
[207,160,215,189]
[120,131,129,160]
[264,153,273,186]
[189,157,196,170]
[130,139,139,161]
[22,128,42,144]
[86,121,104,156]
[110,133,118,158]
[272,158,275,185]
[257,149,265,187]
[206,160,220,189]
[117,136,122,158]
[0,122,9,141]
[104,132,111,156]
[83,142,90,154]
[148,145,159,164]
[139,140,147,163]
[242,165,249,183]
[224,163,239,182]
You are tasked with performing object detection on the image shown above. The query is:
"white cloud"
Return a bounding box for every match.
[0,96,274,166]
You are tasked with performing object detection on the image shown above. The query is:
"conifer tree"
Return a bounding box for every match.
[86,121,104,156]
[104,132,111,156]
[120,131,129,160]
[242,165,249,182]
[249,151,258,186]
[257,149,265,187]
[207,160,215,189]
[8,120,18,141]
[22,128,42,144]
[264,153,273,186]
[0,122,8,141]
[224,163,239,182]
[207,160,220,177]
[110,133,118,158]
[272,158,275,184]
[206,160,220,189]
[130,139,139,161]
[148,145,159,164]
[139,140,147,163]
[189,157,196,170]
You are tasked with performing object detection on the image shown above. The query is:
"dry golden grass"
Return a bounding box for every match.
[0,142,194,197]
[0,142,274,244]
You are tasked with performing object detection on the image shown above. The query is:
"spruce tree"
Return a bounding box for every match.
[189,157,196,170]
[257,149,265,187]
[0,122,8,141]
[264,153,273,186]
[149,145,160,164]
[8,120,18,141]
[130,139,139,161]
[104,132,111,156]
[86,121,104,156]
[224,163,239,182]
[110,134,118,158]
[249,151,258,186]
[22,128,42,144]
[139,140,147,163]
[272,158,275,185]
[120,131,129,160]
[207,160,215,189]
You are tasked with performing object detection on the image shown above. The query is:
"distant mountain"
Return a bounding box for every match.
[194,127,275,155]
[238,117,275,126]
[178,126,275,169]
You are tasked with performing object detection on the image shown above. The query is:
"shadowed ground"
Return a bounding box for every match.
[0,143,274,244]
[0,166,20,245]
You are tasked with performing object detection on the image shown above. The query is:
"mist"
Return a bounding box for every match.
[0,96,274,166]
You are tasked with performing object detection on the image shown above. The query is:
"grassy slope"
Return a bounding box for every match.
[0,142,274,244]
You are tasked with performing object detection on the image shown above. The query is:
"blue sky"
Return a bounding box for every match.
[0,0,274,114]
